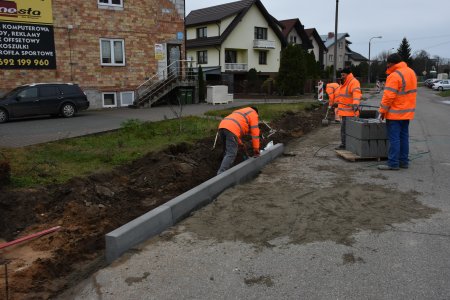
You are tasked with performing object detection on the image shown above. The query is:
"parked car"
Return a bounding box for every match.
[432,79,450,91]
[427,79,441,88]
[424,79,434,86]
[0,83,89,123]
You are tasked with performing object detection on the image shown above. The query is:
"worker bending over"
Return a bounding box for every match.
[217,106,260,175]
[325,82,341,122]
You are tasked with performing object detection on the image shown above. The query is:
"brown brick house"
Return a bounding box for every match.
[0,0,185,109]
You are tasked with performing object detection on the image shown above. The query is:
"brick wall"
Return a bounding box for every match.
[0,0,185,109]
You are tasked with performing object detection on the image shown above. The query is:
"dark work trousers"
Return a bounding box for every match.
[217,128,238,175]
[340,116,348,147]
[386,119,410,168]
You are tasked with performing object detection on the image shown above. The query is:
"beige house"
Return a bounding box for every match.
[321,32,350,71]
[185,0,286,89]
[320,32,367,71]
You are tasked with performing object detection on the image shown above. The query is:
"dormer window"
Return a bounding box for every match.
[196,27,207,38]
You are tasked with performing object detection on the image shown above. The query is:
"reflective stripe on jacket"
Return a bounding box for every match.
[335,73,361,117]
[218,107,260,150]
[379,62,417,120]
[326,82,340,106]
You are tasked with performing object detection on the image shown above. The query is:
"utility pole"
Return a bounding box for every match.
[333,0,339,82]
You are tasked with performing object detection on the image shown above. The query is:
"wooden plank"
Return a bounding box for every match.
[335,149,386,162]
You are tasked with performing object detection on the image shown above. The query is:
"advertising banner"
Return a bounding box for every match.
[0,0,56,69]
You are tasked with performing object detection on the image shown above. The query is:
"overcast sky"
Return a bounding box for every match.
[186,0,450,60]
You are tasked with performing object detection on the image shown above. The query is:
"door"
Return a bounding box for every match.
[38,85,62,114]
[167,44,181,78]
[8,87,40,117]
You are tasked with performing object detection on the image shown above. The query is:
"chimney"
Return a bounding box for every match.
[328,32,335,39]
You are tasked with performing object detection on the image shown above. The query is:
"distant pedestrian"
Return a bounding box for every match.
[378,53,417,170]
[334,67,362,149]
[217,107,260,175]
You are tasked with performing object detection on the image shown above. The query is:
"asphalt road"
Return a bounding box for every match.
[0,102,249,148]
[59,87,450,299]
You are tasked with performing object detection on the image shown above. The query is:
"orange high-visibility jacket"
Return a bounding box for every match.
[219,107,260,150]
[326,82,340,106]
[379,62,417,120]
[336,73,362,117]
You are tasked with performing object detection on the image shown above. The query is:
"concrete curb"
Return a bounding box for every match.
[105,143,285,263]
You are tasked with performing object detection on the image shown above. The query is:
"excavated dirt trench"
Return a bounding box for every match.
[0,107,325,300]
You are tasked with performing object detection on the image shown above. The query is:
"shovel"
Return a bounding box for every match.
[321,106,332,126]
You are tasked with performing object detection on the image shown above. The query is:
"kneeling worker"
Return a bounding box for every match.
[217,106,260,175]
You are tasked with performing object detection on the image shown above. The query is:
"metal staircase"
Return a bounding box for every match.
[132,60,197,108]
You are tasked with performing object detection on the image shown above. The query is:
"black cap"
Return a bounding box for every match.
[250,106,258,114]
[341,67,351,74]
[387,53,402,64]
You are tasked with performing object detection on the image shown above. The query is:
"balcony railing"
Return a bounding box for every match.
[225,63,248,71]
[253,39,276,49]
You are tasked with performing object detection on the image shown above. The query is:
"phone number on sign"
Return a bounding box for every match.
[0,58,50,66]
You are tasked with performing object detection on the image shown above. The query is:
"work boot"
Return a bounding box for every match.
[400,164,409,169]
[335,144,345,150]
[377,165,400,171]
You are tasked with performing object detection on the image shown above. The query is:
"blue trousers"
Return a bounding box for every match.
[386,119,410,168]
[217,129,238,175]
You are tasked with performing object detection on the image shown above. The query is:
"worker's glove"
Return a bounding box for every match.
[352,104,359,112]
[378,113,385,121]
[332,103,338,108]
[253,149,260,157]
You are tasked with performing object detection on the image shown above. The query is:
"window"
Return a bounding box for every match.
[338,42,343,49]
[259,51,267,65]
[289,36,297,44]
[98,0,123,7]
[102,92,117,107]
[39,86,59,97]
[100,39,125,66]
[225,50,237,63]
[339,55,343,62]
[196,27,207,38]
[18,87,38,98]
[120,91,134,107]
[197,50,208,64]
[254,27,268,40]
[329,54,333,62]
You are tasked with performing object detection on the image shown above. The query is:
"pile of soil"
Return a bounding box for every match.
[0,107,325,299]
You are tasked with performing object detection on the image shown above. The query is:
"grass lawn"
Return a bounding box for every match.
[438,90,450,97]
[0,103,317,188]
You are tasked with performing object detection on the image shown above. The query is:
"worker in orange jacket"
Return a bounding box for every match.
[325,82,341,122]
[217,106,260,174]
[334,68,362,149]
[377,53,417,170]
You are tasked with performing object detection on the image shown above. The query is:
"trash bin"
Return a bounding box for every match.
[178,89,193,104]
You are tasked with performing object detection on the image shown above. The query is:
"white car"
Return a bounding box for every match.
[432,79,450,91]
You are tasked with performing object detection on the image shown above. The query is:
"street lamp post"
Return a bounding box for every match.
[368,36,382,84]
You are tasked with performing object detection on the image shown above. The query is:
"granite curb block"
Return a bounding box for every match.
[105,143,285,263]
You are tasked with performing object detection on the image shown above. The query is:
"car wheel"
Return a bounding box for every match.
[0,108,8,123]
[438,87,443,91]
[61,103,76,118]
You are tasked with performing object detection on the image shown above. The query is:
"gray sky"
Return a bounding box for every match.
[186,0,450,60]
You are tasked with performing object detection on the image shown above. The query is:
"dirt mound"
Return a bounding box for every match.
[0,107,325,299]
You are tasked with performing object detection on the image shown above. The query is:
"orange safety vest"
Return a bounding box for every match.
[335,73,362,117]
[219,107,260,150]
[326,82,340,106]
[379,62,417,120]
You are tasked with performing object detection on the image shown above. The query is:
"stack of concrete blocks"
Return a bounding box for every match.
[206,85,233,105]
[345,118,389,158]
